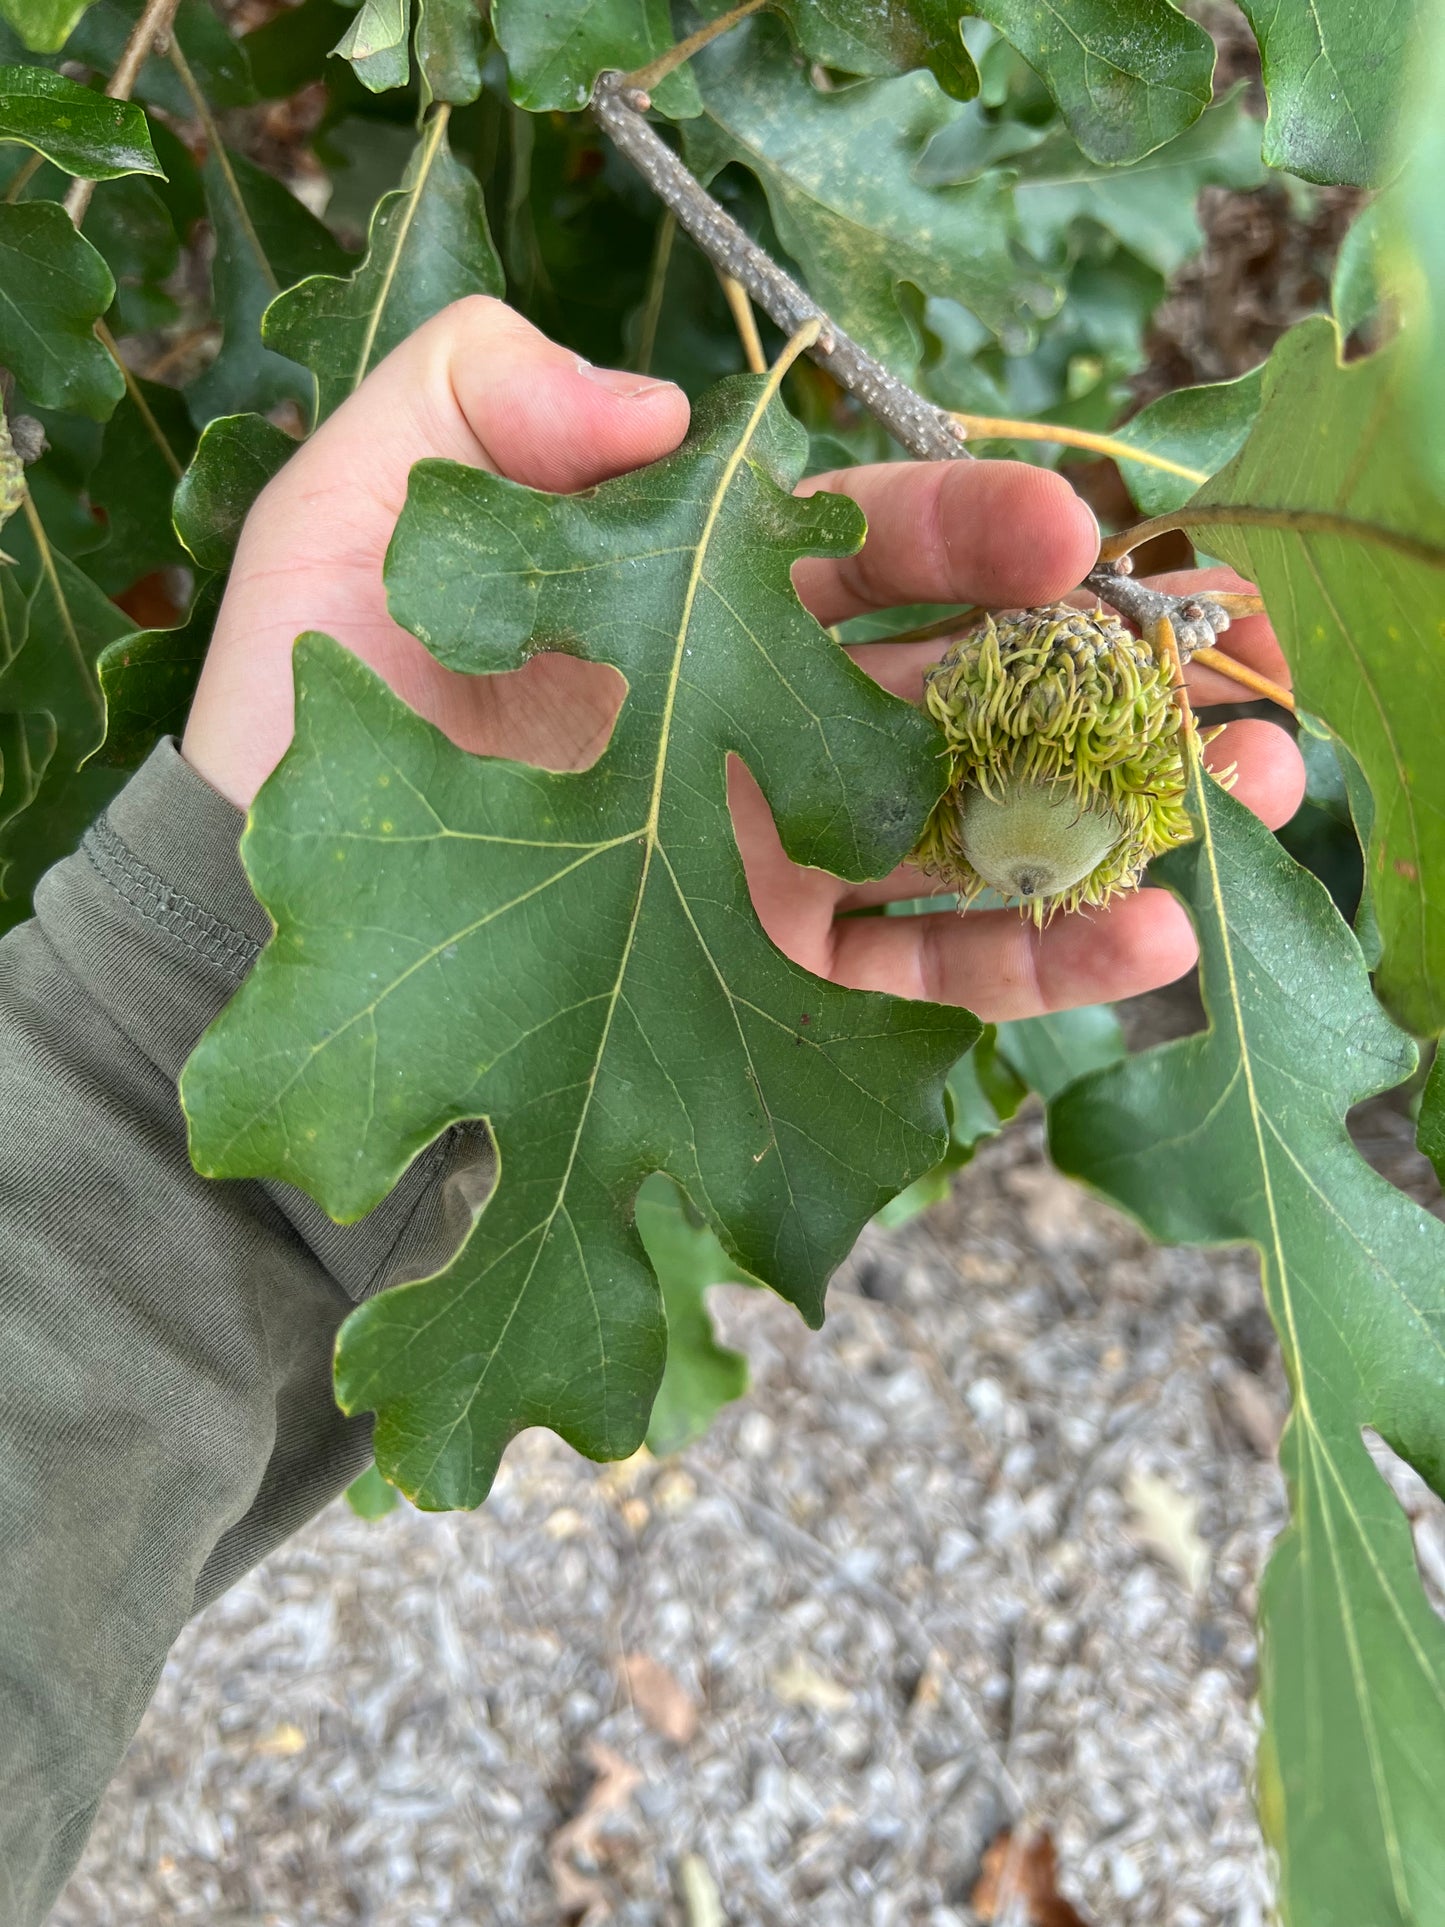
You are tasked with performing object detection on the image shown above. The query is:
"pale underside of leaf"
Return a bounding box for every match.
[1052,769,1445,1926]
[1179,321,1445,1035]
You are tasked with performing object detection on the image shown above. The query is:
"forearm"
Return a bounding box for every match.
[0,742,488,1924]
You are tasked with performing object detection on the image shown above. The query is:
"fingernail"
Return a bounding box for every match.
[576,358,675,400]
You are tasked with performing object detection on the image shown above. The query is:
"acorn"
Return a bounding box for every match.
[913,603,1196,923]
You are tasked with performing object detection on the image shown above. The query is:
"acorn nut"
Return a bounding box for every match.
[913,602,1197,923]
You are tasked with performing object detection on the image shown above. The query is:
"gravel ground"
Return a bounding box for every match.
[58,1077,1408,1927]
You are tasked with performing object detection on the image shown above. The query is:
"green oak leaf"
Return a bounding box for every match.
[1395,0,1445,495]
[995,1002,1125,1101]
[965,0,1213,165]
[780,0,978,100]
[0,64,161,177]
[88,175,180,336]
[493,0,699,117]
[0,567,53,837]
[999,93,1267,280]
[874,1028,1022,1226]
[1051,770,1445,1927]
[263,111,502,422]
[1109,364,1263,517]
[637,1171,754,1455]
[0,0,93,52]
[333,0,412,92]
[1418,1049,1445,1185]
[94,577,220,770]
[0,542,130,927]
[244,0,352,97]
[1237,0,1413,186]
[688,18,1054,371]
[910,98,1045,184]
[82,376,196,597]
[875,1004,1126,1229]
[0,202,122,420]
[1331,197,1388,344]
[173,413,295,574]
[1294,710,1381,968]
[345,1460,401,1517]
[1181,319,1445,1034]
[182,376,977,1507]
[0,151,179,332]
[188,145,352,428]
[416,0,485,103]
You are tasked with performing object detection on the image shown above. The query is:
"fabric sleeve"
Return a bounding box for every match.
[0,740,492,1927]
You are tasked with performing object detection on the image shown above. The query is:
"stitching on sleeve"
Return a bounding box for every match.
[83,815,263,978]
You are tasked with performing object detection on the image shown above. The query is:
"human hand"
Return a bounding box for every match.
[738,552,1305,1022]
[184,297,1304,1023]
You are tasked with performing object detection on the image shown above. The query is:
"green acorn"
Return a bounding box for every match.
[913,603,1196,922]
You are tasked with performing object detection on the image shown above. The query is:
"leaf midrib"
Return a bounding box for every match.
[421,363,809,1443]
[352,103,451,393]
[1195,764,1425,1916]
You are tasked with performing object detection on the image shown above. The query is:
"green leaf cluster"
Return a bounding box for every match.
[3,5,1445,1919]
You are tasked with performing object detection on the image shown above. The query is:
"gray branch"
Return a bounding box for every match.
[591,73,970,463]
[1080,567,1234,656]
[593,72,1235,652]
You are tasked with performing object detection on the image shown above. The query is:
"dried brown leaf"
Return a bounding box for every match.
[621,1653,700,1746]
[547,1740,643,1921]
[972,1828,1094,1927]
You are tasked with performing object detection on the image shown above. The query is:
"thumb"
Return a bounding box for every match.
[298,294,691,510]
[188,299,687,806]
[262,295,691,552]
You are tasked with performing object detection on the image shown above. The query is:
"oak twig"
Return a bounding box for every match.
[591,67,1260,661]
[63,0,181,227]
[4,152,45,204]
[591,73,970,463]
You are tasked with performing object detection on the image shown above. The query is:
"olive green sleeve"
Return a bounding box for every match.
[0,740,492,1927]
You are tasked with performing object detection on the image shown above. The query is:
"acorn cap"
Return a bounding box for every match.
[913,603,1195,922]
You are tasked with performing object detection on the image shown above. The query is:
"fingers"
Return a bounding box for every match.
[1204,717,1305,829]
[322,294,689,502]
[253,295,690,554]
[841,564,1294,718]
[793,459,1100,627]
[829,889,1199,1023]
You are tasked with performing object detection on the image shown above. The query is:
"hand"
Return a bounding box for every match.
[738,553,1305,1021]
[184,297,1305,1023]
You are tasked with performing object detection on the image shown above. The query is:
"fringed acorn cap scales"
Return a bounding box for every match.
[914,603,1195,922]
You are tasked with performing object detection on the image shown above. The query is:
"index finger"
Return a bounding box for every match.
[793,458,1100,627]
[841,564,1294,711]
